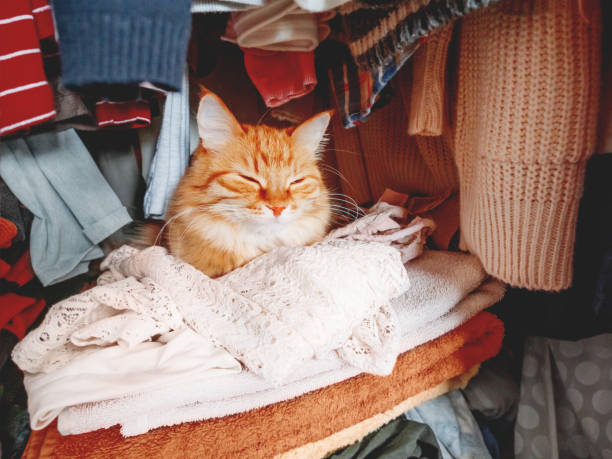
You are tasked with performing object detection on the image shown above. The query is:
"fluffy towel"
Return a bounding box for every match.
[454,0,601,290]
[22,312,504,458]
[280,366,479,459]
[57,250,503,436]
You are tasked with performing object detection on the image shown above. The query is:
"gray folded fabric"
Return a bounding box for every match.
[0,129,132,285]
[79,131,145,220]
[143,72,193,219]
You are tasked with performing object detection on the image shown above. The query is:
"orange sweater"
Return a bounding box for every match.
[454,0,601,290]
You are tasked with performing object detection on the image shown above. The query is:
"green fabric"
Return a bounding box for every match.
[327,416,441,459]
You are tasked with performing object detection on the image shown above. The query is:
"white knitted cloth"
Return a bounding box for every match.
[59,252,505,437]
[13,240,409,386]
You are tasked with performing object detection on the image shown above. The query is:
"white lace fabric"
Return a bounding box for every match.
[12,204,433,386]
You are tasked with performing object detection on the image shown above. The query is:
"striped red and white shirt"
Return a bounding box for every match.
[0,0,56,137]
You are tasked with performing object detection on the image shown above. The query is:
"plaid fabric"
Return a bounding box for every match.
[326,38,419,128]
[340,0,501,71]
[327,0,500,128]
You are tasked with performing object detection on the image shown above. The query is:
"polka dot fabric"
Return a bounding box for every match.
[515,335,612,458]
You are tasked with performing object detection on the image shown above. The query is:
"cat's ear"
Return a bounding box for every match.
[197,90,244,153]
[291,110,333,157]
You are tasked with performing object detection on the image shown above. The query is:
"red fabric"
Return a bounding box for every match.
[0,250,46,340]
[5,251,35,286]
[242,49,317,108]
[31,0,54,40]
[5,298,46,340]
[95,99,151,129]
[0,0,56,136]
[0,260,10,278]
[0,218,18,248]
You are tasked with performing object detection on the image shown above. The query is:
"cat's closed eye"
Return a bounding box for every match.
[290,178,305,185]
[239,174,261,186]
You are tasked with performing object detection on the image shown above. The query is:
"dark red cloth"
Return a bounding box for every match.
[0,248,46,340]
[242,49,317,108]
[0,0,56,137]
[95,99,151,129]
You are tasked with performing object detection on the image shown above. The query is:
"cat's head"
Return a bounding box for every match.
[176,88,331,233]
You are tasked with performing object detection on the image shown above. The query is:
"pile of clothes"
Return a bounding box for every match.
[15,203,505,457]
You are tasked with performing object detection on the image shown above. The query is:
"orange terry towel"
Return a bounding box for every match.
[23,311,504,459]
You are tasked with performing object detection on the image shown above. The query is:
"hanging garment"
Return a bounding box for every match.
[328,78,459,210]
[242,49,317,108]
[0,0,56,137]
[328,416,441,459]
[50,0,191,91]
[323,38,420,128]
[407,23,454,137]
[337,0,497,71]
[454,0,601,290]
[143,72,191,219]
[222,0,330,51]
[326,0,500,128]
[0,129,132,286]
[490,154,612,340]
[404,390,492,459]
[515,335,612,459]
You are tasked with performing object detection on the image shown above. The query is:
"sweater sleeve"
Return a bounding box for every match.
[50,0,191,91]
[453,0,601,291]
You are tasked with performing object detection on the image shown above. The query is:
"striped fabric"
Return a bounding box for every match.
[0,0,56,137]
[327,0,501,128]
[325,38,420,128]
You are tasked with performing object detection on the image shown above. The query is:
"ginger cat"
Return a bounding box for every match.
[156,89,332,277]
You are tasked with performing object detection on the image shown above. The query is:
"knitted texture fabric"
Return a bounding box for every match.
[338,0,500,71]
[13,202,434,386]
[454,0,601,291]
[408,23,454,136]
[50,0,191,90]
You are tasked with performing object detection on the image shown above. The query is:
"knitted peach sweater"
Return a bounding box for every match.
[454,0,601,291]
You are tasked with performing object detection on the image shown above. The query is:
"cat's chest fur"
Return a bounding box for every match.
[168,212,322,278]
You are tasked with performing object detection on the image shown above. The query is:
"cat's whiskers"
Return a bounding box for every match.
[154,207,200,247]
[328,196,365,217]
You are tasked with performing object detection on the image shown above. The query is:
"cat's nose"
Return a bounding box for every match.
[267,205,286,217]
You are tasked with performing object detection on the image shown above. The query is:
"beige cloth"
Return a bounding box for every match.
[454,0,601,290]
